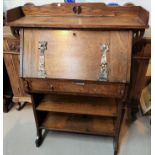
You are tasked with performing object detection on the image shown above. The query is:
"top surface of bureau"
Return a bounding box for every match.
[7,3,149,29]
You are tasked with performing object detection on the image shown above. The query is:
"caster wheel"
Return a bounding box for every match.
[35,137,42,147]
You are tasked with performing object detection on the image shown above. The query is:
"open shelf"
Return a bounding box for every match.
[40,112,115,136]
[36,94,118,117]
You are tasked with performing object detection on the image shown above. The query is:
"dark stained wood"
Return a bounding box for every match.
[40,112,115,136]
[138,6,149,25]
[23,29,108,80]
[7,4,149,29]
[22,3,139,17]
[23,29,132,83]
[36,94,118,117]
[129,38,151,101]
[4,38,20,52]
[128,38,151,120]
[108,31,132,82]
[8,16,148,29]
[3,53,24,96]
[19,28,24,77]
[24,78,125,98]
[3,26,31,105]
[6,6,24,23]
[3,61,13,113]
[6,3,149,155]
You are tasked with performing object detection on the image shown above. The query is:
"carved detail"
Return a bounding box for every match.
[124,3,135,6]
[73,6,82,14]
[23,80,30,91]
[133,29,145,44]
[7,39,20,52]
[38,41,47,78]
[24,3,35,6]
[99,44,109,81]
[10,27,20,38]
[132,39,148,56]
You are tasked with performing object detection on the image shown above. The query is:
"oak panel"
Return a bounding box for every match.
[40,112,114,136]
[25,79,125,98]
[7,4,149,29]
[23,29,132,83]
[109,31,132,82]
[36,94,118,117]
[22,3,139,17]
[9,16,146,29]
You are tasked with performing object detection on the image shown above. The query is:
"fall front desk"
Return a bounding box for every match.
[7,3,149,155]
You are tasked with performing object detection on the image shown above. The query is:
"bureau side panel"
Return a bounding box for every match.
[23,29,40,77]
[108,31,132,82]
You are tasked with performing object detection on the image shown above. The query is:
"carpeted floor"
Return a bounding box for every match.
[3,105,151,155]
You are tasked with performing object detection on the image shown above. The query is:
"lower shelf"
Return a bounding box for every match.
[40,112,115,136]
[36,94,117,117]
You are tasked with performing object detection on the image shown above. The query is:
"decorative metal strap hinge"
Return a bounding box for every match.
[99,44,109,81]
[38,41,47,78]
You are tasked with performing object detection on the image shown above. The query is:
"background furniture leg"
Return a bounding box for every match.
[16,102,26,111]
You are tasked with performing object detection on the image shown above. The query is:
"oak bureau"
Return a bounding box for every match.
[6,3,149,155]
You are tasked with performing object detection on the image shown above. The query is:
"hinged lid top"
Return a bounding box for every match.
[7,3,149,29]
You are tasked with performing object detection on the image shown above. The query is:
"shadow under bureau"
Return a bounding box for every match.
[7,3,149,155]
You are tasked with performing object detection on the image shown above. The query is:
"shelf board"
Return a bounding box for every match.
[36,95,117,117]
[8,16,147,29]
[40,112,115,136]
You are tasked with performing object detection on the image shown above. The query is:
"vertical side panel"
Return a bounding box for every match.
[4,54,21,96]
[108,31,132,83]
[23,29,39,77]
[126,31,132,82]
[20,28,24,77]
[13,54,26,96]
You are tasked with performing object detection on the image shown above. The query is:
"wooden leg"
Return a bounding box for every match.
[3,96,13,113]
[113,137,118,155]
[113,102,125,155]
[127,102,139,123]
[35,129,43,147]
[114,150,118,155]
[16,102,26,111]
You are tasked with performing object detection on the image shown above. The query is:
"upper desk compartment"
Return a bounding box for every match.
[7,3,149,83]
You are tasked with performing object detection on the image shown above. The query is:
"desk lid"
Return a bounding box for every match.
[6,3,149,29]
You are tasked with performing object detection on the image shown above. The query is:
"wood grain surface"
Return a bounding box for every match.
[8,16,147,29]
[36,94,118,117]
[3,27,31,103]
[7,4,149,29]
[23,29,132,83]
[40,112,115,136]
[24,78,125,98]
[22,3,140,17]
